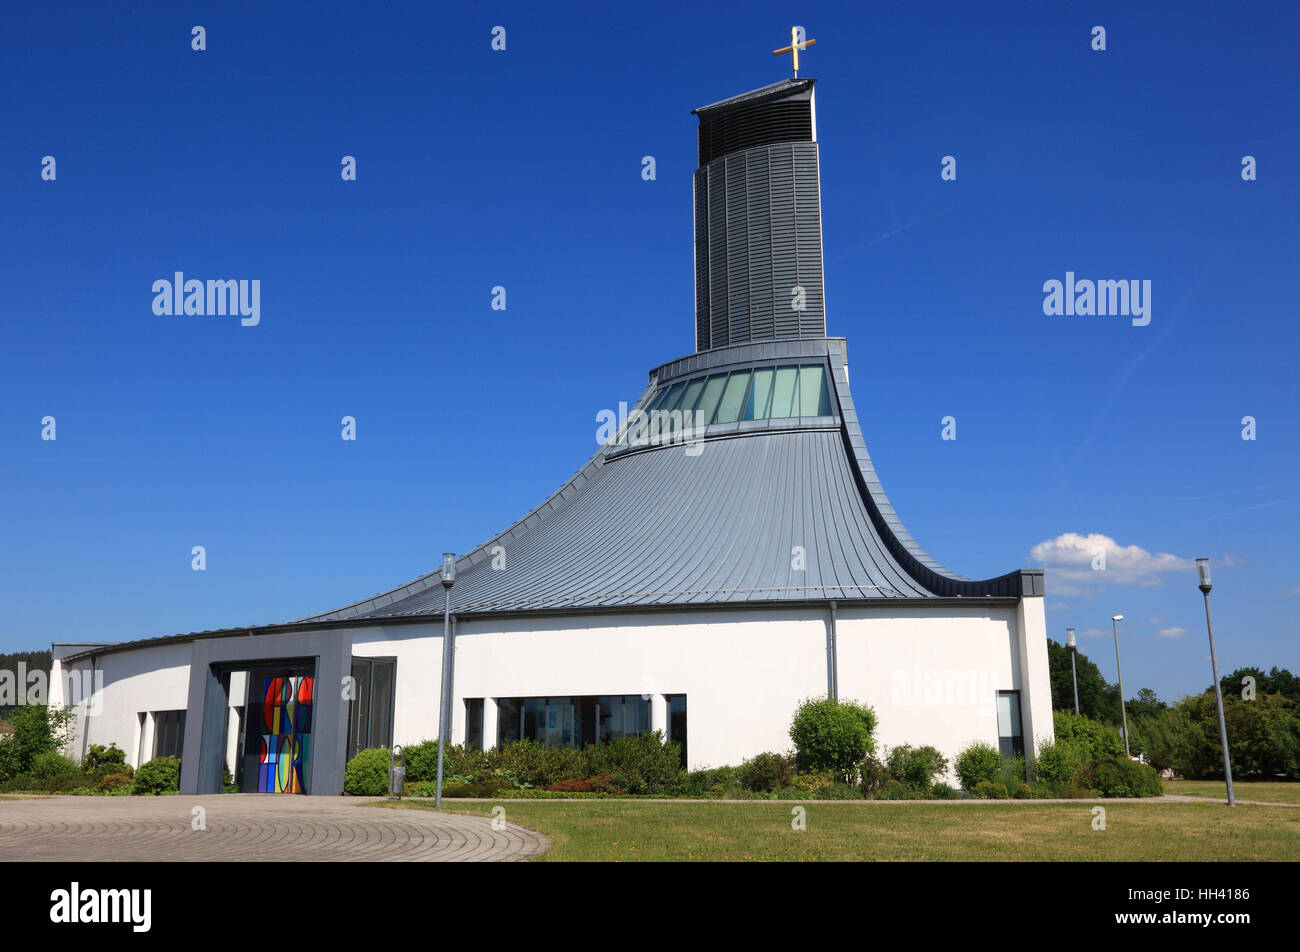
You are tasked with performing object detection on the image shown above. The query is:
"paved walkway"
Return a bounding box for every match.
[0,795,548,862]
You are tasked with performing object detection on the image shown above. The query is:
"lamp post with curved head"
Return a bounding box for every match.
[1111,615,1130,758]
[434,553,456,808]
[1197,558,1235,806]
[1066,628,1080,715]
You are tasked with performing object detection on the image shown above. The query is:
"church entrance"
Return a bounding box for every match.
[233,663,315,794]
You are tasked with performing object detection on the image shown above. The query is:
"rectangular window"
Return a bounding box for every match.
[743,368,775,420]
[713,371,751,424]
[996,691,1024,759]
[152,709,186,760]
[666,694,687,767]
[768,366,799,418]
[693,374,728,426]
[464,698,484,750]
[347,657,396,760]
[492,695,653,750]
[798,364,833,417]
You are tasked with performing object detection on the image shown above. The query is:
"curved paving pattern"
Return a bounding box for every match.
[0,795,547,862]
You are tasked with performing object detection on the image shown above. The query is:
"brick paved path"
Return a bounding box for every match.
[0,795,548,862]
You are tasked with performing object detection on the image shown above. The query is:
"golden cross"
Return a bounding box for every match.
[773,26,816,76]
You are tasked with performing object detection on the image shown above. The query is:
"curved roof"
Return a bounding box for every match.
[301,338,1040,624]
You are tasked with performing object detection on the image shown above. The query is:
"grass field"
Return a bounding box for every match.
[383,798,1300,861]
[1163,780,1300,804]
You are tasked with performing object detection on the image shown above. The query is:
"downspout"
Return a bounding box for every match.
[827,600,839,700]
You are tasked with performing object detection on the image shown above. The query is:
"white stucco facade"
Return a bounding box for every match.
[56,596,1054,787]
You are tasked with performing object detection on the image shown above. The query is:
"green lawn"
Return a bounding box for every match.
[1164,779,1300,804]
[380,799,1300,862]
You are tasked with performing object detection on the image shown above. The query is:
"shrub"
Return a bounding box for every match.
[857,754,888,794]
[1033,739,1084,789]
[84,743,127,771]
[740,751,796,792]
[811,781,862,800]
[547,773,625,795]
[8,704,76,773]
[684,765,743,797]
[0,735,19,783]
[133,756,181,795]
[30,751,78,780]
[786,769,836,795]
[932,782,959,800]
[83,762,134,783]
[974,780,1008,799]
[886,744,949,795]
[1089,757,1163,798]
[1015,782,1032,799]
[586,731,684,795]
[954,741,1003,789]
[97,773,133,793]
[789,696,877,779]
[343,748,390,796]
[875,778,918,800]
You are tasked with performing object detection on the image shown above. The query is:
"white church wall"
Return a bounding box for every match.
[835,604,1023,782]
[352,608,830,770]
[56,642,192,767]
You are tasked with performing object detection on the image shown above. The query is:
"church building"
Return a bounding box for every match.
[52,63,1053,795]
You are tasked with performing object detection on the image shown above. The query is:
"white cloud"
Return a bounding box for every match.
[1029,533,1195,594]
[1159,627,1188,639]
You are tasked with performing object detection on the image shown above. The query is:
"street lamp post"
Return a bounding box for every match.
[1066,628,1080,715]
[1111,614,1130,758]
[1197,558,1235,807]
[434,552,456,808]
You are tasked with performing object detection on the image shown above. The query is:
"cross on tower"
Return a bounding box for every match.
[773,26,816,77]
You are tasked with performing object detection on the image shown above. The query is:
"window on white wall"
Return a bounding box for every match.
[996,691,1024,759]
[152,709,186,760]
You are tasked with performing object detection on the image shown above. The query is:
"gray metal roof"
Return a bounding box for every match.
[302,340,1040,624]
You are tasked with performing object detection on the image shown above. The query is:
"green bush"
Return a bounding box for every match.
[931,782,960,800]
[740,751,796,792]
[30,751,78,780]
[83,762,134,783]
[1015,782,1032,799]
[785,769,836,795]
[886,744,949,794]
[857,754,888,794]
[1033,739,1084,789]
[789,696,877,779]
[7,705,75,773]
[954,741,1003,789]
[586,731,683,795]
[684,765,744,797]
[97,773,134,793]
[875,778,919,800]
[1089,757,1163,798]
[810,781,862,800]
[84,743,127,771]
[0,735,19,783]
[343,748,391,796]
[974,780,1009,799]
[133,756,181,795]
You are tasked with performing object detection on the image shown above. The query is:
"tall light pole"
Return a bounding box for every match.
[1197,558,1235,807]
[1111,614,1130,758]
[434,552,456,808]
[1066,627,1080,715]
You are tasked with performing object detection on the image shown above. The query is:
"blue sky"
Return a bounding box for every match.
[2,1,1296,704]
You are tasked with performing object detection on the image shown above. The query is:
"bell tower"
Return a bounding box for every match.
[691,75,826,351]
